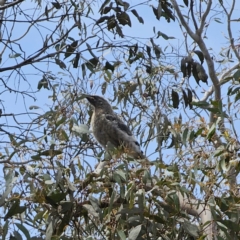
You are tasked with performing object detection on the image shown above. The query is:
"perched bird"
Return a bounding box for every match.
[85,95,145,159]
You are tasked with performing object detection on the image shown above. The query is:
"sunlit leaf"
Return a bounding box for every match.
[72,124,90,134]
[207,123,216,140]
[128,225,142,240]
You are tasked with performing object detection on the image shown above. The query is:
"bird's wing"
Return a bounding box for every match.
[105,114,133,137]
[104,113,144,159]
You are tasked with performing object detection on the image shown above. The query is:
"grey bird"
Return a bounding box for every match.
[85,95,145,159]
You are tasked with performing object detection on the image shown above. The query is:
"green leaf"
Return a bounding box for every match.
[123,1,130,11]
[102,81,107,95]
[188,130,195,142]
[81,63,86,78]
[233,69,240,82]
[15,223,31,240]
[107,15,117,30]
[45,192,67,205]
[235,91,240,102]
[45,5,49,19]
[46,219,53,239]
[4,200,26,220]
[182,221,199,237]
[40,149,62,156]
[206,107,221,114]
[13,230,23,240]
[58,129,69,141]
[73,52,80,68]
[3,220,9,239]
[83,204,98,217]
[64,40,78,59]
[116,24,124,37]
[228,86,240,96]
[191,101,210,108]
[52,1,61,9]
[194,50,204,64]
[145,212,165,224]
[102,6,112,14]
[152,6,160,20]
[153,45,162,58]
[183,0,188,6]
[99,0,111,14]
[128,225,142,240]
[172,193,180,210]
[89,196,101,214]
[108,190,116,214]
[9,53,21,58]
[117,12,131,27]
[116,0,130,11]
[207,123,216,140]
[85,57,99,72]
[214,18,223,24]
[131,9,144,24]
[0,170,18,206]
[29,105,40,110]
[55,58,66,69]
[171,89,179,108]
[31,154,41,160]
[37,78,49,90]
[182,89,188,108]
[118,230,126,240]
[157,31,174,40]
[214,146,225,157]
[96,16,109,24]
[56,117,67,127]
[105,61,114,72]
[182,128,188,146]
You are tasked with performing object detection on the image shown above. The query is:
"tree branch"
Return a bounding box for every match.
[198,0,212,34]
[220,0,240,62]
[171,0,221,123]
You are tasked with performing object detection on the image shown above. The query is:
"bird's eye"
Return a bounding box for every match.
[134,141,140,146]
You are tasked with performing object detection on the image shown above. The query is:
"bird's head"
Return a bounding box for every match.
[85,95,113,113]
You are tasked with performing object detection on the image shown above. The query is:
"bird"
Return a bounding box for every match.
[85,94,145,159]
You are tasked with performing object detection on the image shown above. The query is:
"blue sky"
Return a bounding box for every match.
[0,1,239,161]
[0,0,240,237]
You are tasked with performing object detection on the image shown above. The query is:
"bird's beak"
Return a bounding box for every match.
[85,95,92,100]
[84,94,95,105]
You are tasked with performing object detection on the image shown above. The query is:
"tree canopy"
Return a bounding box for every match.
[0,0,240,239]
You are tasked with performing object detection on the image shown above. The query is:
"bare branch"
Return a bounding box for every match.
[219,62,240,82]
[220,0,240,62]
[190,0,198,31]
[171,0,198,40]
[198,0,212,34]
[171,0,221,109]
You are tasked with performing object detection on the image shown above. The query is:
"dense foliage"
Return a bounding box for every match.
[0,0,240,239]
